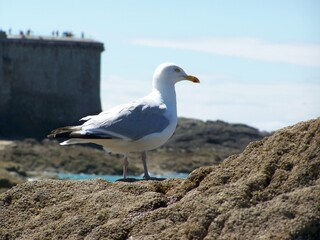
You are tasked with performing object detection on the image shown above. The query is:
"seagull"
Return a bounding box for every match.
[48,63,200,179]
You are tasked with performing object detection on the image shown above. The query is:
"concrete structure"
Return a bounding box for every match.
[0,34,104,139]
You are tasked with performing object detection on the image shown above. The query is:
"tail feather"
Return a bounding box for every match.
[60,139,89,145]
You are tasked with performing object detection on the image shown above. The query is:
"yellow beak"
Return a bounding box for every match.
[184,75,200,83]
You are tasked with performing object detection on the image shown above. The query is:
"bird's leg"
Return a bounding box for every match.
[123,154,128,179]
[141,151,151,179]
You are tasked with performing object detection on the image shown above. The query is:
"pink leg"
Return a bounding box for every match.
[123,154,128,179]
[142,151,151,179]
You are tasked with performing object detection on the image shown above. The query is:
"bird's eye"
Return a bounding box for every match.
[174,68,181,73]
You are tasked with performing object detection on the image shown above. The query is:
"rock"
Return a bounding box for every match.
[0,161,26,194]
[0,118,319,239]
[0,140,14,151]
[0,139,129,175]
[168,118,268,152]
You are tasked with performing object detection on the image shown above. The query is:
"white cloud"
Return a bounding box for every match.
[132,38,320,67]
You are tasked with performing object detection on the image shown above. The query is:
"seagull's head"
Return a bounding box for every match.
[153,63,200,89]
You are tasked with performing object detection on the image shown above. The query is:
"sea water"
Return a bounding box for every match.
[56,172,189,182]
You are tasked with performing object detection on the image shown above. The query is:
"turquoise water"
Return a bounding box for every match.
[56,172,189,182]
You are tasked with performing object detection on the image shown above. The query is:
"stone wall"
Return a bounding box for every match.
[0,37,104,139]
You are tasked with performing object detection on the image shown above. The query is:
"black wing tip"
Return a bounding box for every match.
[47,132,71,139]
[47,127,114,140]
[47,126,77,139]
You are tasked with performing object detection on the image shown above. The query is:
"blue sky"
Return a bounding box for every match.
[1,0,319,131]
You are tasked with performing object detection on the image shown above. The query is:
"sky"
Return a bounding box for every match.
[1,0,320,131]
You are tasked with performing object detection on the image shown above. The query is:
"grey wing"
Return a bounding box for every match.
[81,103,170,140]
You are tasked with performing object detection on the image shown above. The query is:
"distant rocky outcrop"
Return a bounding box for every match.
[0,118,319,239]
[168,118,268,153]
[158,118,269,172]
[0,118,268,179]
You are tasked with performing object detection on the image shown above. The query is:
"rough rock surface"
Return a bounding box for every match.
[0,118,319,239]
